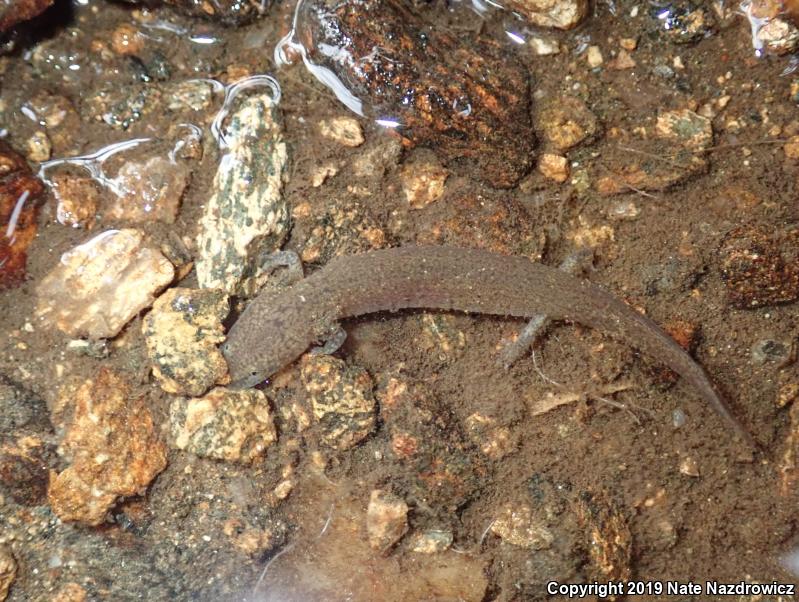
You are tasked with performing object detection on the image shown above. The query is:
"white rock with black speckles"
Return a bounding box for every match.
[196,91,290,296]
[169,388,277,463]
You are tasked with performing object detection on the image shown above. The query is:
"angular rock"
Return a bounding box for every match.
[35,229,174,338]
[574,491,632,582]
[291,0,534,188]
[169,388,277,463]
[318,116,364,147]
[48,369,167,526]
[196,90,290,296]
[299,201,386,265]
[596,110,711,195]
[301,355,376,450]
[490,504,554,549]
[410,529,453,554]
[719,223,799,308]
[0,0,52,31]
[142,288,230,396]
[0,545,15,602]
[400,155,449,209]
[538,153,569,183]
[504,0,588,29]
[107,156,191,223]
[51,173,100,229]
[0,140,45,289]
[366,489,409,553]
[86,80,215,130]
[536,96,599,152]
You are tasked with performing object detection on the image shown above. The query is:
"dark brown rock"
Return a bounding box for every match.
[299,0,534,188]
[0,140,45,289]
[719,223,799,309]
[0,0,53,31]
[0,441,50,506]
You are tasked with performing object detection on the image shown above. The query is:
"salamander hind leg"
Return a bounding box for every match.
[310,322,347,356]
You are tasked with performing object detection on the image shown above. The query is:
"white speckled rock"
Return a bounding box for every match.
[169,388,277,463]
[196,92,289,296]
[35,229,174,339]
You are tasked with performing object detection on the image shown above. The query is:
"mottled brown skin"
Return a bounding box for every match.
[223,246,754,446]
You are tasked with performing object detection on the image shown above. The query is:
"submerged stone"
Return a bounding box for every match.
[285,0,535,188]
[143,287,230,396]
[0,140,45,289]
[48,369,167,526]
[196,89,290,295]
[35,229,174,339]
[169,388,277,463]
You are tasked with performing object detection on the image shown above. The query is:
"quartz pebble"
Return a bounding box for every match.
[491,504,554,549]
[301,355,376,450]
[35,229,174,338]
[196,90,290,296]
[537,153,569,183]
[536,96,598,151]
[679,456,700,477]
[106,156,191,223]
[48,369,167,525]
[410,529,454,554]
[318,116,364,147]
[400,156,449,209]
[0,546,15,602]
[504,0,588,29]
[366,489,409,553]
[142,288,230,396]
[169,388,277,463]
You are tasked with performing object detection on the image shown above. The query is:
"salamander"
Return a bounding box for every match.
[222,245,754,446]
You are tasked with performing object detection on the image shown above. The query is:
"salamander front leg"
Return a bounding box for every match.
[499,249,595,369]
[256,249,304,285]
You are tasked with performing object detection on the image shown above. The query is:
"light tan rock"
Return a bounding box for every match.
[47,369,167,525]
[367,489,409,553]
[196,91,289,296]
[400,158,449,209]
[504,0,588,29]
[0,545,16,602]
[142,287,229,396]
[301,355,376,450]
[319,116,364,147]
[35,229,174,339]
[586,45,603,68]
[106,156,190,223]
[538,153,569,183]
[169,388,277,463]
[491,504,554,549]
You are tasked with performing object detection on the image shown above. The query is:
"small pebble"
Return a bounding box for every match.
[366,489,409,553]
[679,456,700,477]
[319,116,364,147]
